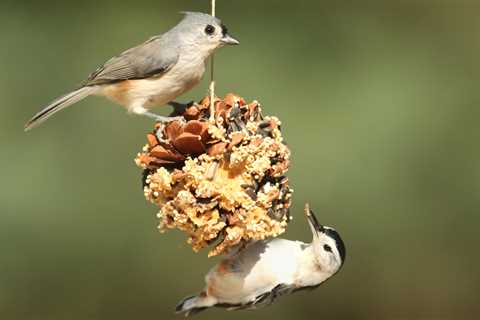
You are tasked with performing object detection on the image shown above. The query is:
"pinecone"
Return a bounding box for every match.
[135,94,293,257]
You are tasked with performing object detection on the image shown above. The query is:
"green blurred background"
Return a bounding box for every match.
[1,0,480,319]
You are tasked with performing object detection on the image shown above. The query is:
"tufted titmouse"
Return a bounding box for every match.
[176,204,346,316]
[24,12,239,131]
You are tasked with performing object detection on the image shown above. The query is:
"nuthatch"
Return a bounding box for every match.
[25,12,239,131]
[176,204,346,316]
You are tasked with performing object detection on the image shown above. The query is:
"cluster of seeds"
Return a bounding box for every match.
[135,94,292,256]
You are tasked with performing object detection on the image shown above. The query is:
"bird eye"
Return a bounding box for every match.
[323,244,332,252]
[205,24,216,35]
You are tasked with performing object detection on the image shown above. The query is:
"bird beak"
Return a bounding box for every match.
[221,33,240,45]
[305,203,325,237]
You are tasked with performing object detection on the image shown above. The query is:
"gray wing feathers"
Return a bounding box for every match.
[85,36,179,85]
[24,86,97,131]
[25,36,179,131]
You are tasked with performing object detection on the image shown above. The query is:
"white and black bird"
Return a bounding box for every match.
[176,204,346,316]
[25,12,239,131]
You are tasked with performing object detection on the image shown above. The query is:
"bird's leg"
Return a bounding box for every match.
[168,100,195,116]
[271,284,294,298]
[131,106,184,143]
[131,105,184,122]
[250,284,293,308]
[142,111,184,123]
[251,291,275,308]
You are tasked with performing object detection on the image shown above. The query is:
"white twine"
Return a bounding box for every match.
[211,0,216,16]
[209,0,216,122]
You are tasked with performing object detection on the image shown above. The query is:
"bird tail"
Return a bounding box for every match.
[24,86,97,131]
[175,293,217,317]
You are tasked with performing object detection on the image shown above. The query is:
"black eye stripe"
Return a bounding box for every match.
[221,24,228,36]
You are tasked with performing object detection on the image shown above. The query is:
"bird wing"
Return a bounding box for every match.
[205,241,271,304]
[206,240,301,306]
[84,36,179,86]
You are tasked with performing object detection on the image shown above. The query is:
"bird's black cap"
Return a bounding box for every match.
[305,203,346,266]
[324,227,346,266]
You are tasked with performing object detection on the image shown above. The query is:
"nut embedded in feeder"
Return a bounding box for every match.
[135,94,293,257]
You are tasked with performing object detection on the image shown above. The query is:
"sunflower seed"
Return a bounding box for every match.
[229,106,241,119]
[244,188,257,201]
[205,161,219,180]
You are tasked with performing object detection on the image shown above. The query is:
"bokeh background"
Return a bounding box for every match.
[1,0,480,319]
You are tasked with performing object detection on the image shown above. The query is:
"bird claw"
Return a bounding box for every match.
[249,284,294,309]
[155,124,167,143]
[153,116,185,144]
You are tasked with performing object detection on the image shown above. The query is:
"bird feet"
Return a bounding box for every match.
[152,116,185,144]
[132,107,185,143]
[144,112,185,124]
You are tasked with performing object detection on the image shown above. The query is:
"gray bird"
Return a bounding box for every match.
[24,12,239,131]
[176,204,346,316]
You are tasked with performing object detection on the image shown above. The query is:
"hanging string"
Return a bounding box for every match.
[209,0,216,122]
[211,0,216,17]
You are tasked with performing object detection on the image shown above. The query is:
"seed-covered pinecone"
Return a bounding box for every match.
[135,94,293,257]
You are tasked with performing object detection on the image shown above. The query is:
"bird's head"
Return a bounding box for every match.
[176,12,239,55]
[305,204,346,275]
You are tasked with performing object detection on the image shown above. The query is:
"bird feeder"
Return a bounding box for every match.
[135,94,293,256]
